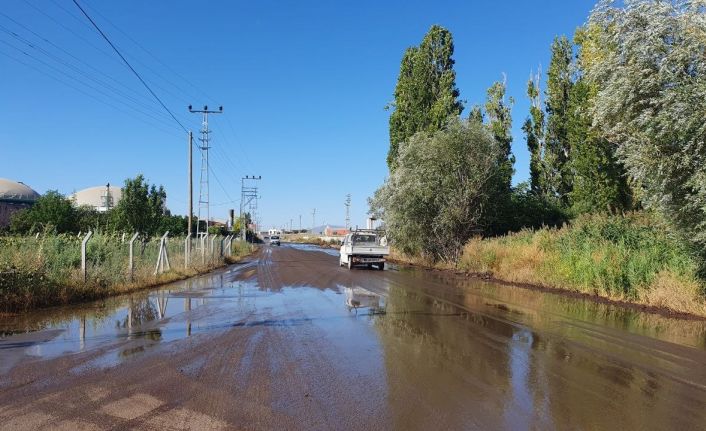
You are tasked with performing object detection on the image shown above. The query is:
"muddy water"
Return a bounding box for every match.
[1,244,706,430]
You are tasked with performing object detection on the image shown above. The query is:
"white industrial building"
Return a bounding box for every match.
[71,183,122,212]
[0,178,40,228]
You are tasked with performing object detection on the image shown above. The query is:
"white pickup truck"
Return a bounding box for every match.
[339,230,389,270]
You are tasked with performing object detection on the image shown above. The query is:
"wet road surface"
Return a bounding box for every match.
[2,244,706,430]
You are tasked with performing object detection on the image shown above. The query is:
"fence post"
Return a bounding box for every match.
[184,233,191,268]
[128,232,139,281]
[81,231,93,282]
[201,234,206,264]
[226,235,233,256]
[163,233,171,271]
[210,235,218,262]
[154,231,170,275]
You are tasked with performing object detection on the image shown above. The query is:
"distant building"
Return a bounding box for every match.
[268,228,282,236]
[0,178,40,228]
[71,184,122,212]
[324,225,349,236]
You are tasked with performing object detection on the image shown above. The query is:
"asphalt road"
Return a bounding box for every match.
[1,244,706,430]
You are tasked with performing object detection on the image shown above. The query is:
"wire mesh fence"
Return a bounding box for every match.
[0,232,253,312]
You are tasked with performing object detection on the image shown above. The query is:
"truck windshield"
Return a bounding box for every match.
[271,236,279,240]
[352,234,377,244]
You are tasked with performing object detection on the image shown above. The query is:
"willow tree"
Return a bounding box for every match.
[372,118,503,261]
[387,25,463,171]
[586,0,706,246]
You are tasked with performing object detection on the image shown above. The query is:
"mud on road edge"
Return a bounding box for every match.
[386,256,706,322]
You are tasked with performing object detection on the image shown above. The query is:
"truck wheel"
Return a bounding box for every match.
[378,262,385,270]
[367,264,373,269]
[347,258,353,270]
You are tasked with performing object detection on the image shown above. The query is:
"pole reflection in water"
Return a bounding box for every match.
[79,315,86,351]
[184,296,192,337]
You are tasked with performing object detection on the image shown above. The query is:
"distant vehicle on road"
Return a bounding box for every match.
[270,235,281,246]
[339,229,389,270]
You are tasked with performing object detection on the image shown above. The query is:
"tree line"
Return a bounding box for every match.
[373,0,706,262]
[7,174,245,238]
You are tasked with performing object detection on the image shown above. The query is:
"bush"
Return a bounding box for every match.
[371,117,506,261]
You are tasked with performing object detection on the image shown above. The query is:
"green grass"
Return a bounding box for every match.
[0,233,254,313]
[458,213,706,316]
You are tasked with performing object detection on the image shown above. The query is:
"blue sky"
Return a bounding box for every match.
[1,0,595,230]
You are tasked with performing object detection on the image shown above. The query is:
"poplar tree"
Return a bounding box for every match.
[567,27,632,215]
[387,25,463,171]
[523,71,546,196]
[484,78,514,192]
[545,36,574,204]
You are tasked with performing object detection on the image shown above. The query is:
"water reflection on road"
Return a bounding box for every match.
[1,244,706,430]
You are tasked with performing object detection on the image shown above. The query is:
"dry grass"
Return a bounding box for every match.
[455,214,706,317]
[388,247,455,270]
[640,271,706,316]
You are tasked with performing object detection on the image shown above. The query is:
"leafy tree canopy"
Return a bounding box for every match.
[585,0,706,246]
[372,118,504,261]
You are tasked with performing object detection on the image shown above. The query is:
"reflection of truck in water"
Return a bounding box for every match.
[339,230,389,270]
[343,286,385,314]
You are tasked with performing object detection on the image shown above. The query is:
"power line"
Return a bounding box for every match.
[79,0,215,106]
[0,48,181,138]
[23,0,196,114]
[71,0,188,133]
[0,24,180,125]
[16,0,235,216]
[0,38,183,133]
[0,12,174,112]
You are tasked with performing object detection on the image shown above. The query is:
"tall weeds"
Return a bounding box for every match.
[458,213,706,316]
[0,233,253,313]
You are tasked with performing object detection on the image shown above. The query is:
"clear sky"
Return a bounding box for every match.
[1,0,595,231]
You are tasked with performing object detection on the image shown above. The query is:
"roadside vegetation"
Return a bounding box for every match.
[373,1,706,316]
[0,233,253,313]
[459,214,705,316]
[1,175,257,313]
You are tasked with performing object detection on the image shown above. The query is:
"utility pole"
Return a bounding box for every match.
[344,194,351,229]
[240,175,261,241]
[187,131,193,239]
[312,208,316,232]
[299,214,302,232]
[188,104,223,247]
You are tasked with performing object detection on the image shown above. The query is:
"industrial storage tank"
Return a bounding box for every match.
[71,183,122,212]
[0,178,40,228]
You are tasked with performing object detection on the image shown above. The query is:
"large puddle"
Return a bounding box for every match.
[2,245,706,429]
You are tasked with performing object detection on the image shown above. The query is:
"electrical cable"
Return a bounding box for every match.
[0,11,173,111]
[71,0,188,133]
[0,48,182,138]
[0,23,180,125]
[0,38,182,132]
